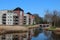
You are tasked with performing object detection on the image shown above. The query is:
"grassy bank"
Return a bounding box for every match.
[48,26,56,31]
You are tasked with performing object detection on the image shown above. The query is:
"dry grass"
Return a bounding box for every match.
[0,25,28,33]
[0,25,39,34]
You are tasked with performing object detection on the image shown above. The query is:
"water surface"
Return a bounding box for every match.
[31,32,48,40]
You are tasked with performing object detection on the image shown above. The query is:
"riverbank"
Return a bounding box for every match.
[0,25,40,40]
[44,27,60,31]
[44,26,60,38]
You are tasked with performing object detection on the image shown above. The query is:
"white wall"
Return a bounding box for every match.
[24,14,29,25]
[30,16,33,25]
[6,13,13,25]
[26,14,29,25]
[0,10,35,25]
[0,10,19,25]
[19,11,23,25]
[0,12,3,25]
[0,11,7,25]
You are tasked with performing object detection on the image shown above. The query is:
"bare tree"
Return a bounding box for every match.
[44,10,60,27]
[44,10,52,24]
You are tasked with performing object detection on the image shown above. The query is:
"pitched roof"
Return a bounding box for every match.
[13,7,24,11]
[27,12,32,15]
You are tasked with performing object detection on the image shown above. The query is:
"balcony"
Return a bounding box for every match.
[2,19,6,21]
[2,22,6,25]
[2,16,6,18]
[13,16,19,18]
[13,18,19,20]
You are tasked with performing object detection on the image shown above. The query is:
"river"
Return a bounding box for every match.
[31,30,52,40]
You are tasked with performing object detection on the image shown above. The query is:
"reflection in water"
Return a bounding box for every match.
[31,30,52,40]
[31,32,48,40]
[33,29,41,37]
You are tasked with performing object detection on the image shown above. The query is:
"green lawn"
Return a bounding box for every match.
[23,24,35,27]
[48,26,56,31]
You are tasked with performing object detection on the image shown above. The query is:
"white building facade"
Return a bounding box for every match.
[23,14,29,25]
[0,10,19,25]
[6,13,14,25]
[0,7,35,25]
[23,13,35,25]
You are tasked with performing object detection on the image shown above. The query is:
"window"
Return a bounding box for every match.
[10,16,12,18]
[8,16,9,18]
[10,19,12,21]
[8,19,9,21]
[24,18,26,20]
[23,23,25,24]
[3,14,6,15]
[8,22,9,24]
[2,22,6,25]
[2,14,6,18]
[2,16,6,18]
[24,21,26,22]
[16,16,18,18]
[2,19,6,21]
[24,16,26,18]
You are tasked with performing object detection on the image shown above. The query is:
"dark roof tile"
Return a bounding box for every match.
[27,12,32,15]
[13,7,24,11]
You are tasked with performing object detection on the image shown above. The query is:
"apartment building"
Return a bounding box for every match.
[0,7,35,25]
[1,10,19,25]
[13,7,24,25]
[23,12,35,25]
[23,14,29,25]
[0,10,7,25]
